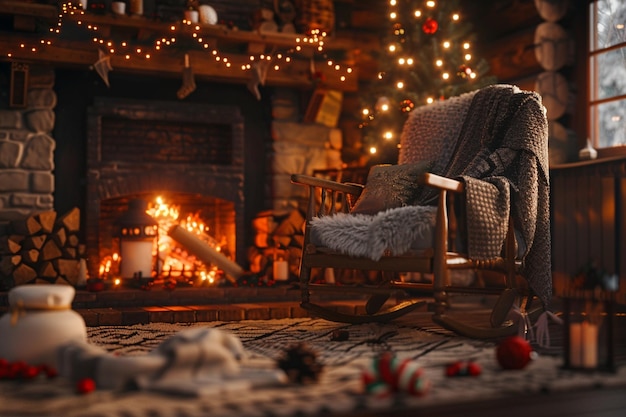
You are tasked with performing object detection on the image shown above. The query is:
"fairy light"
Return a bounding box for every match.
[4,1,354,84]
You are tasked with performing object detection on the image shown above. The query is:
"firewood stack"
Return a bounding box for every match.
[247,208,306,281]
[0,207,84,290]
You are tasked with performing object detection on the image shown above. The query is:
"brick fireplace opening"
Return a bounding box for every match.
[84,97,245,280]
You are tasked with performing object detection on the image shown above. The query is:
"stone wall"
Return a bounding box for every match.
[269,87,342,212]
[0,65,56,221]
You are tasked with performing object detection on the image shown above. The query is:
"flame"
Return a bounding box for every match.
[99,196,223,286]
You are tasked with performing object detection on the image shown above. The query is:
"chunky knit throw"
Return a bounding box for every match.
[401,84,551,307]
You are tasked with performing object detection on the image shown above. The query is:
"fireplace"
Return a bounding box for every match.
[85,98,245,280]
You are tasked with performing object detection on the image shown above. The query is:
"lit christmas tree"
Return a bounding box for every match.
[359,0,496,163]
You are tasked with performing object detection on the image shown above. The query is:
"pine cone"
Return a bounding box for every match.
[277,342,323,384]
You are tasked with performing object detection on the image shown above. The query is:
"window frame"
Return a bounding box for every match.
[588,0,626,157]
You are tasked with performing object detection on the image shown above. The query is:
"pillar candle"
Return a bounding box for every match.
[581,321,598,368]
[120,240,153,279]
[569,322,582,367]
[324,267,335,284]
[129,0,143,15]
[273,259,289,281]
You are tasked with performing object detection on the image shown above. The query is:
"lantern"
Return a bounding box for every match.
[115,199,158,281]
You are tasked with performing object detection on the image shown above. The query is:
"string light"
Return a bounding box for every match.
[4,2,353,84]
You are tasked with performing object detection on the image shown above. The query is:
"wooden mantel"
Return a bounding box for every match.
[0,1,369,91]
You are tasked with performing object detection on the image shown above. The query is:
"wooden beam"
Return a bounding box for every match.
[0,1,360,90]
[0,34,357,91]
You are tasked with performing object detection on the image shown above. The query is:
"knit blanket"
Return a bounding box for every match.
[399,84,551,307]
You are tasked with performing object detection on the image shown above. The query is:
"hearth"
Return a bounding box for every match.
[85,98,245,281]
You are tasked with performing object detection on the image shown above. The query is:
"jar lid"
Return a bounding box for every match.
[8,284,75,309]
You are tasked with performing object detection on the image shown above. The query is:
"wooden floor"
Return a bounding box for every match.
[346,386,626,417]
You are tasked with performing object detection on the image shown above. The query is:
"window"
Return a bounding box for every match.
[590,0,626,149]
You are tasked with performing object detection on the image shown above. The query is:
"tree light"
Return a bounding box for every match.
[384,131,393,140]
[369,146,377,154]
[396,81,404,89]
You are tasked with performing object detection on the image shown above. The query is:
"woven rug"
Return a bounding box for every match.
[1,312,626,417]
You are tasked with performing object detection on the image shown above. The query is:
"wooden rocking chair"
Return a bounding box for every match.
[290,85,552,339]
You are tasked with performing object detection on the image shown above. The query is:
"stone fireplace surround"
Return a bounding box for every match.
[0,64,343,290]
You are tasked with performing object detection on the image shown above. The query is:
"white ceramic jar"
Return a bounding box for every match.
[0,285,86,368]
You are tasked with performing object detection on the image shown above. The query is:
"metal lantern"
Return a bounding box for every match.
[116,199,158,280]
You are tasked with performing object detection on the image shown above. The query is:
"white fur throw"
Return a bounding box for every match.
[310,205,437,261]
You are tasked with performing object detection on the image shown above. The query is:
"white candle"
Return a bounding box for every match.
[581,321,598,368]
[120,240,153,278]
[273,259,289,281]
[569,322,582,367]
[324,267,335,284]
[168,225,244,281]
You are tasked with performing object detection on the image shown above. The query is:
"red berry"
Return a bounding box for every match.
[40,365,59,379]
[20,365,40,379]
[467,362,482,376]
[496,336,533,370]
[445,362,462,377]
[76,378,96,394]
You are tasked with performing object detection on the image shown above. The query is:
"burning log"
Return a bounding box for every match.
[0,208,84,289]
[168,225,245,282]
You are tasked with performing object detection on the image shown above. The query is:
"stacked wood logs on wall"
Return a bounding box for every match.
[0,208,85,290]
[247,208,305,282]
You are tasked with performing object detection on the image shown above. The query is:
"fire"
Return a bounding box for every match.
[99,196,224,287]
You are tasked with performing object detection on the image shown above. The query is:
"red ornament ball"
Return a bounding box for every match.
[400,99,414,113]
[76,377,96,394]
[422,17,438,35]
[496,336,533,370]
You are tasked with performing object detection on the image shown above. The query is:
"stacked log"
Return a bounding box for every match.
[247,208,306,281]
[0,207,84,289]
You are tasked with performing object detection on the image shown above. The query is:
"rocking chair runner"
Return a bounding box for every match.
[290,84,552,339]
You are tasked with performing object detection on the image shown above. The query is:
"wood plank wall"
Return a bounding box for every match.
[551,157,626,303]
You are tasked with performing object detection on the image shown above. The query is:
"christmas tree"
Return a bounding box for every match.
[359,0,495,163]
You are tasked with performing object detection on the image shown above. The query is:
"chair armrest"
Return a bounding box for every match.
[420,173,464,193]
[291,174,364,196]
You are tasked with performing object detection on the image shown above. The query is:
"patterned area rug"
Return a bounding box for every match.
[1,312,626,417]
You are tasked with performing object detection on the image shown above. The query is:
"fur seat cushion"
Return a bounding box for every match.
[310,205,437,261]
